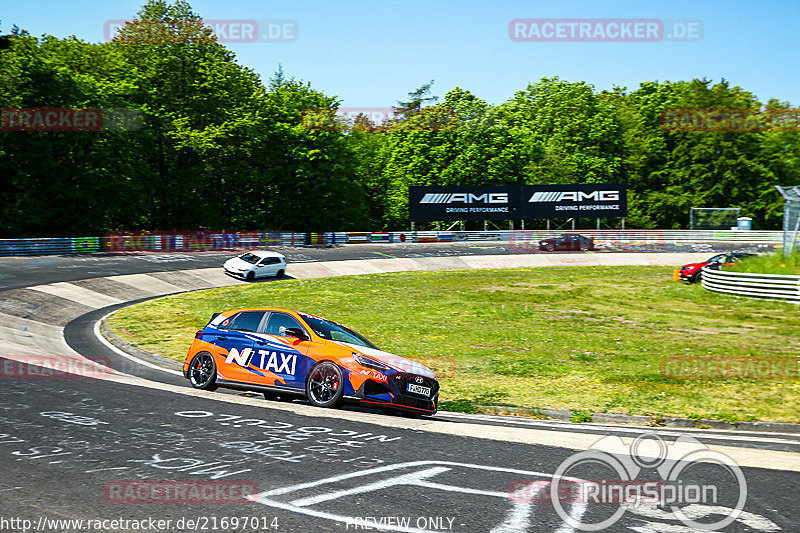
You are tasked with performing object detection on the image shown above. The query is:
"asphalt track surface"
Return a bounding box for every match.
[1,243,798,532]
[0,243,515,290]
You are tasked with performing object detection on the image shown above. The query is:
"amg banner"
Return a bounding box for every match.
[409,186,519,222]
[409,184,626,222]
[522,183,627,219]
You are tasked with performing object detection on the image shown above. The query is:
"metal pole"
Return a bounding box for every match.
[411,221,415,232]
[571,218,575,230]
[789,202,800,255]
[484,220,488,231]
[597,218,600,230]
[546,219,550,230]
[621,217,625,230]
[521,219,525,230]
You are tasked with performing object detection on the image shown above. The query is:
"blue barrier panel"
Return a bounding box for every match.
[0,238,75,256]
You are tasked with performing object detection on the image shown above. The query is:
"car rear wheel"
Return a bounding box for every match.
[306,361,344,408]
[188,352,218,391]
[276,269,285,278]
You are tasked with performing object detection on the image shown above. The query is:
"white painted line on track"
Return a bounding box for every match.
[249,461,588,533]
[93,310,183,376]
[435,412,800,446]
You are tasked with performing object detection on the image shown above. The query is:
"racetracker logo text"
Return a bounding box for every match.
[529,191,620,203]
[509,19,703,42]
[105,481,258,504]
[419,193,509,204]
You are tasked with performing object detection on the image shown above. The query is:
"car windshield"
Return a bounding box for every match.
[300,314,377,349]
[707,254,726,263]
[238,253,260,265]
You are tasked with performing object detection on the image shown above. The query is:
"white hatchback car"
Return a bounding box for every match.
[223,251,287,281]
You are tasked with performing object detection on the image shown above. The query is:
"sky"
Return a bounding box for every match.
[2,0,799,108]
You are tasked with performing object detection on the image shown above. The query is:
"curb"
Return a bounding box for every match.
[474,405,800,434]
[99,317,183,373]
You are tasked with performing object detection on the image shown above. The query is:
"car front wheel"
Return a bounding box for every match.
[245,271,255,281]
[544,242,555,252]
[580,242,591,251]
[306,361,344,408]
[690,271,703,283]
[188,352,218,391]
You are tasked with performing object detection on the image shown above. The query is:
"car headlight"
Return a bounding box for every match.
[353,353,393,373]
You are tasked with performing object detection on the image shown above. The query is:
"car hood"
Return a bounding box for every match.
[224,257,255,271]
[681,262,708,270]
[333,341,436,378]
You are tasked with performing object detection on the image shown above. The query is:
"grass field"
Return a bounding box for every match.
[728,251,800,275]
[107,266,800,423]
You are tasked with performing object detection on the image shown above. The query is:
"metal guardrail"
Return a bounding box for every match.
[700,267,800,303]
[0,230,785,256]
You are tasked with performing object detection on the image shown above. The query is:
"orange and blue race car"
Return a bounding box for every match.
[183,308,439,415]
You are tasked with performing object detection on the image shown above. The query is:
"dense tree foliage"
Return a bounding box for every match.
[1,1,796,236]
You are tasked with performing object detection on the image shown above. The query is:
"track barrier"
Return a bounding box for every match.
[0,230,784,256]
[700,267,800,303]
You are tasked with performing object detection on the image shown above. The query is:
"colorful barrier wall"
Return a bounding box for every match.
[0,230,787,256]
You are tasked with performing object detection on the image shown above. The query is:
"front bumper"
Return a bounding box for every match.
[223,267,248,279]
[352,373,439,415]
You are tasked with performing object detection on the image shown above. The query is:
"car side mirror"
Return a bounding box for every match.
[284,327,309,341]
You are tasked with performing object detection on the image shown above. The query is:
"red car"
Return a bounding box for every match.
[678,253,754,283]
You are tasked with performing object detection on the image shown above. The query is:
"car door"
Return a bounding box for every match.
[254,258,271,278]
[263,257,281,276]
[213,310,266,383]
[256,311,313,390]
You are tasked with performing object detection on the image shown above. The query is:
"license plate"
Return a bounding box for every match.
[407,383,431,397]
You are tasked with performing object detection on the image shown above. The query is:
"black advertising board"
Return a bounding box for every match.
[521,183,627,219]
[408,186,520,222]
[408,184,627,222]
